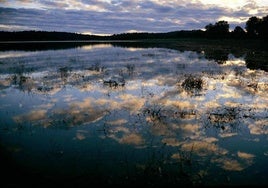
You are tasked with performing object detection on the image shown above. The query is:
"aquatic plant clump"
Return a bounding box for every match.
[203,106,243,134]
[182,75,204,90]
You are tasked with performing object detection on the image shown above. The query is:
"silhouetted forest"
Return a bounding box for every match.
[0,15,267,41]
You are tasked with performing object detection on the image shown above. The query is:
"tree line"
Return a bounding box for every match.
[111,15,268,40]
[204,14,268,39]
[0,15,267,41]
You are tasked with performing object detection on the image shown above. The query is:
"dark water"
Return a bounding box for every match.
[0,42,267,187]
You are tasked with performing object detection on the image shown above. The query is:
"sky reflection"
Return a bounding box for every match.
[0,43,267,186]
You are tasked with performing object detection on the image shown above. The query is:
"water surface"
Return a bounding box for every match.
[0,42,267,186]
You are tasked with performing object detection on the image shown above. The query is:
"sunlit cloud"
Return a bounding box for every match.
[218,16,249,25]
[126,29,146,33]
[181,140,228,156]
[200,0,249,9]
[162,138,181,147]
[0,24,34,31]
[165,99,195,109]
[248,119,268,135]
[212,151,255,171]
[119,133,145,145]
[110,126,130,134]
[13,109,47,123]
[80,44,112,50]
[150,123,176,136]
[107,118,128,125]
[212,158,245,171]
[179,123,202,138]
[75,130,87,140]
[219,132,238,138]
[237,151,255,160]
[118,94,146,114]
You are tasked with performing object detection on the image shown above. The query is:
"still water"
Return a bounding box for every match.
[0,42,267,186]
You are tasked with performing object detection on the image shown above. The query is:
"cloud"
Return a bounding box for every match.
[118,133,145,145]
[0,0,267,34]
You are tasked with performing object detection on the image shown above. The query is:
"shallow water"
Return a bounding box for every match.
[0,42,267,186]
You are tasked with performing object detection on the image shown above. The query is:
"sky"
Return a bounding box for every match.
[0,0,267,35]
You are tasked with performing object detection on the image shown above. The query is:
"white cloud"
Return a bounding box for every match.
[199,0,249,8]
[0,24,33,30]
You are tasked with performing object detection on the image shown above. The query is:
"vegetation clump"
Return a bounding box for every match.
[208,107,239,124]
[181,75,204,92]
[204,106,242,133]
[103,75,125,88]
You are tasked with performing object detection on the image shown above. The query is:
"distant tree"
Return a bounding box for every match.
[205,23,214,32]
[215,21,229,33]
[246,15,268,38]
[205,20,229,38]
[245,16,261,36]
[233,26,245,33]
[258,15,268,38]
[231,26,246,38]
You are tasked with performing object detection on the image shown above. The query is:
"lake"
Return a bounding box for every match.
[0,41,267,187]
